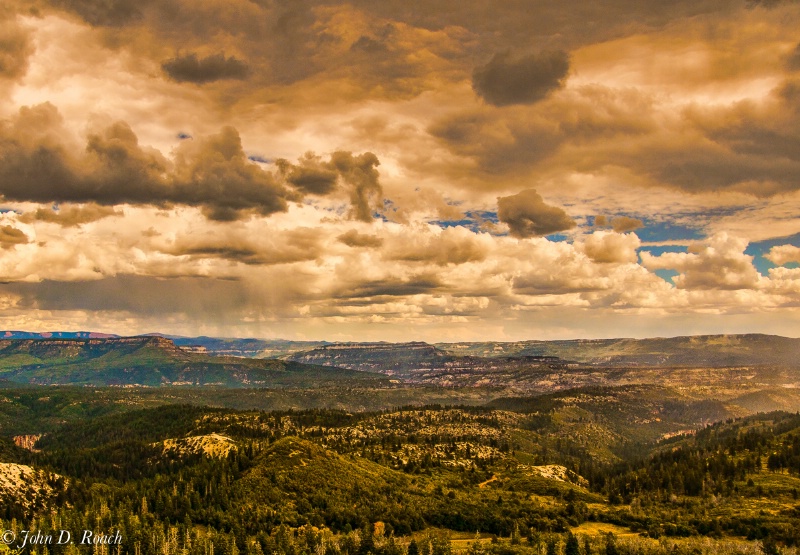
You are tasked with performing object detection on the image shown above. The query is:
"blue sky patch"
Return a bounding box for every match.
[635,221,704,243]
[431,210,499,233]
[637,245,689,257]
[654,269,680,284]
[745,232,800,275]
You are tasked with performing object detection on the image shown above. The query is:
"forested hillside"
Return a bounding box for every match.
[2,395,800,555]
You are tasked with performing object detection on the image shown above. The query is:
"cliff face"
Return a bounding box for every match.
[13,434,41,451]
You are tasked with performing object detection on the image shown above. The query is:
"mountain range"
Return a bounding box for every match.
[1,332,799,400]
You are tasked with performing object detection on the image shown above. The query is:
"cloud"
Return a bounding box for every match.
[496,189,575,238]
[49,0,152,27]
[19,204,123,227]
[336,273,444,299]
[472,50,570,106]
[276,150,384,221]
[328,151,383,222]
[276,153,339,195]
[337,229,384,248]
[0,103,170,206]
[4,275,251,315]
[0,16,33,81]
[29,0,771,122]
[746,0,796,8]
[510,241,611,295]
[766,244,800,265]
[594,215,644,232]
[428,108,560,174]
[583,231,641,263]
[164,227,323,266]
[609,81,800,196]
[0,104,384,222]
[786,42,800,71]
[383,226,489,265]
[0,104,284,220]
[612,216,643,232]
[170,126,289,220]
[429,85,655,176]
[641,233,762,290]
[162,53,250,84]
[0,225,29,249]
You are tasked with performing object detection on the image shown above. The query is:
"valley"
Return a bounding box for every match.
[0,332,799,555]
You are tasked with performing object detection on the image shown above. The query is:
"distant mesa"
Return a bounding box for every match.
[2,330,120,339]
[0,334,386,388]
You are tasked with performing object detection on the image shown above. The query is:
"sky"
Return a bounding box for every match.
[1,0,800,342]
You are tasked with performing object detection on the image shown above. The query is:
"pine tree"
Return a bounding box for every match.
[564,533,579,555]
[358,524,375,555]
[604,533,618,555]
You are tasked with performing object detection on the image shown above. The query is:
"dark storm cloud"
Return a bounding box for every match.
[512,274,603,295]
[428,109,562,175]
[162,53,250,84]
[472,50,570,106]
[620,90,800,195]
[780,78,800,104]
[35,0,749,107]
[50,0,151,26]
[276,154,339,195]
[19,204,122,227]
[643,146,800,194]
[0,103,384,221]
[0,16,34,80]
[328,151,382,222]
[0,105,286,220]
[166,228,323,265]
[0,103,171,205]
[746,0,798,7]
[786,43,800,71]
[497,189,575,238]
[432,76,800,195]
[337,274,444,298]
[170,126,289,220]
[276,151,384,221]
[337,229,384,248]
[2,275,251,315]
[0,225,28,248]
[172,245,264,264]
[429,86,655,176]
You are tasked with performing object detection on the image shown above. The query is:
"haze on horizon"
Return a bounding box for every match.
[1,0,800,343]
